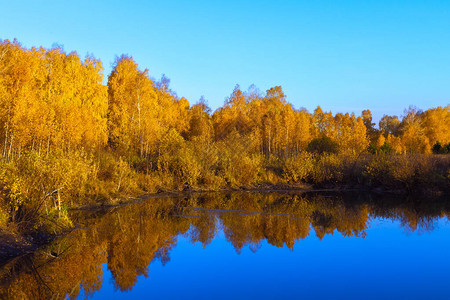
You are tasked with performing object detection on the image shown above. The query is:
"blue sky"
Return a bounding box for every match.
[1,0,449,124]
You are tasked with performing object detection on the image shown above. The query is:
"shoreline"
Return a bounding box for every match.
[1,183,446,265]
[49,181,449,212]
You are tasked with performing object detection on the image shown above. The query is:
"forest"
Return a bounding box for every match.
[0,39,449,237]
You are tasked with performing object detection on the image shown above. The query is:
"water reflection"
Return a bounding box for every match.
[0,192,449,299]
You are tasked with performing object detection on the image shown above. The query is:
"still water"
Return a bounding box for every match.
[1,192,450,299]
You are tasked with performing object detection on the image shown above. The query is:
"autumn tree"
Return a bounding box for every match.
[213,85,250,141]
[154,75,190,136]
[422,106,450,146]
[361,109,377,144]
[312,106,335,139]
[292,109,312,153]
[379,115,400,137]
[186,96,213,141]
[108,55,159,157]
[399,106,431,154]
[0,40,107,159]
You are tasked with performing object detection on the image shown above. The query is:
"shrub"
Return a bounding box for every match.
[380,142,393,154]
[432,142,442,154]
[173,147,202,188]
[367,144,377,154]
[306,136,339,155]
[283,152,314,183]
[361,154,449,191]
[311,154,343,184]
[219,151,263,187]
[432,142,450,154]
[0,150,101,232]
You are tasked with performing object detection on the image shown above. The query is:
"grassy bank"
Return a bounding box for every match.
[0,150,448,244]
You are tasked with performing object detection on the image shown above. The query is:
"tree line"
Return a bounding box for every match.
[1,39,448,163]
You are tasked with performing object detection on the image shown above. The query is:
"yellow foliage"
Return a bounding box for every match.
[422,106,450,145]
[108,55,158,156]
[283,152,314,183]
[375,133,385,149]
[0,38,449,235]
[311,154,343,183]
[386,134,405,154]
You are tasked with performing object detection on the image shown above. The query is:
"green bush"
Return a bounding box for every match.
[306,136,339,155]
[380,142,393,154]
[432,142,450,154]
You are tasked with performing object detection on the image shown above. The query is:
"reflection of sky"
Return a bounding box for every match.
[91,217,450,300]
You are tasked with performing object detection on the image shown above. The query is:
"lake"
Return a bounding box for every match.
[1,192,450,299]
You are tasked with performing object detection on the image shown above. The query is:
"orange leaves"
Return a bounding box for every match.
[108,55,159,156]
[422,106,450,146]
[0,38,447,161]
[0,40,108,158]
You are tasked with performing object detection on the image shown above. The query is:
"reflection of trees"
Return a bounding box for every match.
[0,193,449,298]
[0,226,108,299]
[187,212,217,247]
[0,199,191,298]
[369,197,450,233]
[105,202,190,291]
[310,199,369,240]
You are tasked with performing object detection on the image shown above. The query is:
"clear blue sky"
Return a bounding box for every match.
[1,0,449,124]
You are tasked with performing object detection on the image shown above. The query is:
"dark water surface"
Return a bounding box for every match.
[1,192,450,299]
